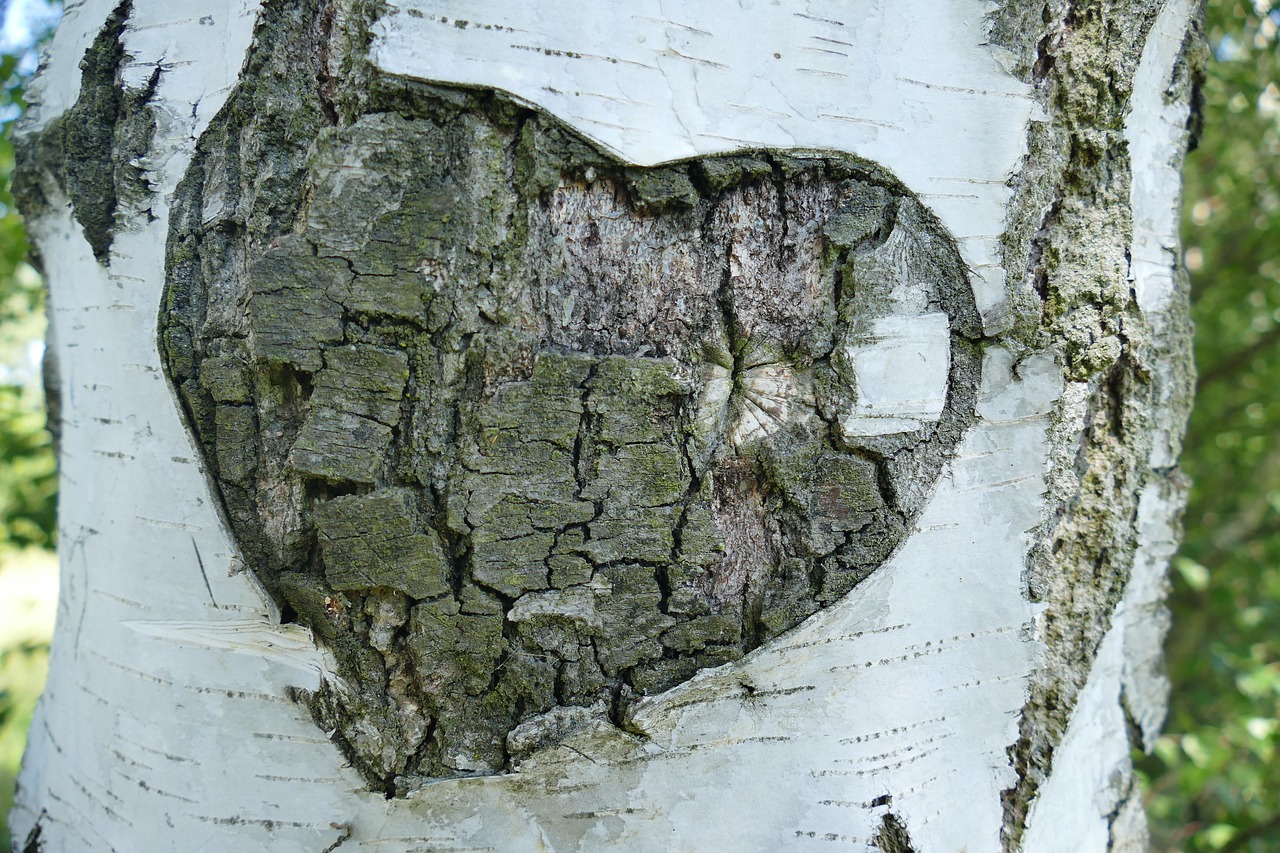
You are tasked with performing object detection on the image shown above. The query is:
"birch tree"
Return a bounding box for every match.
[8,0,1201,850]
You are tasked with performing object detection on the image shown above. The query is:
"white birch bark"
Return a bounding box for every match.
[9,1,1198,850]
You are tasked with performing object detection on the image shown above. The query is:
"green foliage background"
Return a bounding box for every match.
[0,9,57,847]
[0,57,53,555]
[1139,2,1280,851]
[0,1,1278,849]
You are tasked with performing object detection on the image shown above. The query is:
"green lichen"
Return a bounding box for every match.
[315,489,449,599]
[823,182,898,249]
[288,345,409,483]
[247,236,351,370]
[200,356,252,404]
[693,155,774,193]
[625,165,700,211]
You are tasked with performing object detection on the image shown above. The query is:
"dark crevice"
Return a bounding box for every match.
[1028,195,1063,313]
[21,815,45,853]
[872,812,917,853]
[765,153,791,248]
[313,0,340,126]
[1032,30,1059,81]
[831,247,851,318]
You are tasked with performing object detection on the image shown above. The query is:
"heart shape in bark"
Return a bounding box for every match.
[161,89,979,792]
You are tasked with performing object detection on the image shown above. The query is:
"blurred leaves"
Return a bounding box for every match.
[0,14,52,552]
[0,4,59,849]
[1142,2,1280,851]
[0,547,54,851]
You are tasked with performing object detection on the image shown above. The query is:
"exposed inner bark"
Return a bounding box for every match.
[152,6,979,793]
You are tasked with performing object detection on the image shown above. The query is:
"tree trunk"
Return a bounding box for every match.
[8,0,1200,850]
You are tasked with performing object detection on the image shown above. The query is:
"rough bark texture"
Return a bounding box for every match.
[7,0,1199,849]
[148,0,981,788]
[989,0,1201,847]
